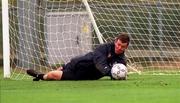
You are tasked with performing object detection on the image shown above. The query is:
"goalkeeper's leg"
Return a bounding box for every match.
[43,70,63,80]
[27,69,63,81]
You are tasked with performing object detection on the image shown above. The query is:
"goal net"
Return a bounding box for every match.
[5,0,180,79]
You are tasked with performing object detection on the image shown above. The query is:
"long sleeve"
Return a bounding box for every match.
[93,44,111,75]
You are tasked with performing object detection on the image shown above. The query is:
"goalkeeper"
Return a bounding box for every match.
[27,32,130,81]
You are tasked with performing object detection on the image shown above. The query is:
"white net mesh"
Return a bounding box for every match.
[8,0,180,79]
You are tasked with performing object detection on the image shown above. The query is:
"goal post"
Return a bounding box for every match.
[2,0,10,78]
[82,0,104,44]
[3,0,180,79]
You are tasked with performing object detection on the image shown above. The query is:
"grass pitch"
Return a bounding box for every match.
[0,68,180,103]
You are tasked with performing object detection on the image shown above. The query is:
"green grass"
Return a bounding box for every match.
[0,68,180,103]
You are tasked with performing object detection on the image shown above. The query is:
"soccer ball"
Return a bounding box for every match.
[111,63,128,80]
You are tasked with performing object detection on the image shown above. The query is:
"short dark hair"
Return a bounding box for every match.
[115,32,130,45]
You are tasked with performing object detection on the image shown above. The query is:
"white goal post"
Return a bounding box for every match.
[2,0,10,78]
[3,0,180,79]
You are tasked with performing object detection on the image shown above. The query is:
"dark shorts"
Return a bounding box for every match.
[61,61,104,80]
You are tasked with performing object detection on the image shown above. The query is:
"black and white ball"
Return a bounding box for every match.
[111,63,128,80]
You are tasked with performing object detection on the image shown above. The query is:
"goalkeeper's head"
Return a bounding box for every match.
[114,32,130,54]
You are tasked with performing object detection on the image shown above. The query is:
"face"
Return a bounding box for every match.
[114,39,128,54]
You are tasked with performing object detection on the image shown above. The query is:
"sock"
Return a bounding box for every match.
[37,74,45,80]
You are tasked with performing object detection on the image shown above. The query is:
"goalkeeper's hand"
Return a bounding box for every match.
[107,70,116,80]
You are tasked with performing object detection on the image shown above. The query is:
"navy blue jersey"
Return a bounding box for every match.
[62,42,127,80]
[92,42,127,75]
